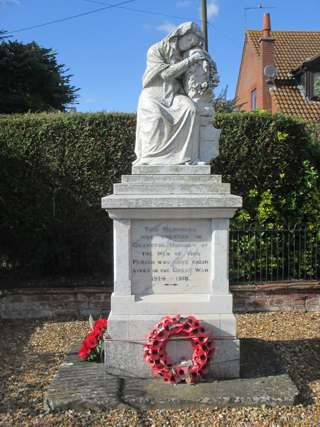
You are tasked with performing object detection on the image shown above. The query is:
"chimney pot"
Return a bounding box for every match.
[262,13,271,38]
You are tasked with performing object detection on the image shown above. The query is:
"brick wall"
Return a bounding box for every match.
[0,287,111,320]
[236,14,276,113]
[0,282,319,319]
[236,37,260,112]
[232,282,320,313]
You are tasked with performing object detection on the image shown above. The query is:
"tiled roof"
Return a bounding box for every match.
[271,85,320,122]
[247,30,320,122]
[247,30,320,79]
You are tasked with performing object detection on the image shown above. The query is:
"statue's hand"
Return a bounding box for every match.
[189,51,209,64]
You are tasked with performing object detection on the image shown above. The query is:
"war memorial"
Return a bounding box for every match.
[45,22,299,410]
[101,22,242,379]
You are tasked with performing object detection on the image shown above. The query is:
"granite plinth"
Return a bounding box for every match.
[113,182,230,195]
[102,194,241,210]
[101,166,242,379]
[121,174,222,184]
[105,313,239,379]
[102,169,241,211]
[109,294,234,315]
[132,165,211,175]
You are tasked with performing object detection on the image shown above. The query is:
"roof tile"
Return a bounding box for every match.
[247,30,320,79]
[247,30,320,122]
[271,86,320,122]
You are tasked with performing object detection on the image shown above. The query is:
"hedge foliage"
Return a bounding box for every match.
[213,112,320,228]
[0,111,319,279]
[213,112,320,283]
[0,112,136,278]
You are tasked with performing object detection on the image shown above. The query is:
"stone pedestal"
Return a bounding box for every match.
[101,165,242,379]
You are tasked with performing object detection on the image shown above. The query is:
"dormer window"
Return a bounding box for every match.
[313,72,320,98]
[304,71,320,100]
[292,55,320,101]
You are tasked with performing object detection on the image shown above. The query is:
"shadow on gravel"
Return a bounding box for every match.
[241,338,320,405]
[240,338,284,378]
[0,320,42,414]
[0,320,64,416]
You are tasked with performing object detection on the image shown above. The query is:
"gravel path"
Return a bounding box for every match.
[0,313,320,426]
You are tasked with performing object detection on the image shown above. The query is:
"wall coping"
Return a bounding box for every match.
[231,281,320,293]
[1,281,320,319]
[1,281,320,296]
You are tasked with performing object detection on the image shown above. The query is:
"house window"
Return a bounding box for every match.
[313,72,320,98]
[304,71,320,100]
[251,89,257,111]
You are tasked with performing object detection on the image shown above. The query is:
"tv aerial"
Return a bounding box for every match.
[245,2,276,11]
[244,2,276,28]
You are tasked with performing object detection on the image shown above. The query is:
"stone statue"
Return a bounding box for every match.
[134,22,220,166]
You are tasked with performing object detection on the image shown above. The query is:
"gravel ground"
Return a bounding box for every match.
[0,313,320,426]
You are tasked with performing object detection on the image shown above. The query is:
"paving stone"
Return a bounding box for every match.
[44,340,299,412]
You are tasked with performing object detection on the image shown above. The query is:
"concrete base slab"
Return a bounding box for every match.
[44,340,299,412]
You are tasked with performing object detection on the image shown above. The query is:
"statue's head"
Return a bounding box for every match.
[164,22,205,59]
[167,22,204,45]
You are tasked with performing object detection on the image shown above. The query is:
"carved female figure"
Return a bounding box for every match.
[134,22,211,166]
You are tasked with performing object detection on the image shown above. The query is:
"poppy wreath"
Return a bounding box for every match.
[79,319,108,362]
[144,314,214,384]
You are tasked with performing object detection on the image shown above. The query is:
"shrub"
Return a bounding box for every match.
[214,112,320,283]
[213,111,320,228]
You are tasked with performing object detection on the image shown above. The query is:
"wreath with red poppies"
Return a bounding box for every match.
[144,315,214,384]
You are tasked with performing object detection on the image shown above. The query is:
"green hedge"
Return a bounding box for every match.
[0,112,136,278]
[213,112,320,228]
[213,112,320,283]
[0,111,319,280]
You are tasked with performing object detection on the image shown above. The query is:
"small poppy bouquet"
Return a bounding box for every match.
[79,317,108,362]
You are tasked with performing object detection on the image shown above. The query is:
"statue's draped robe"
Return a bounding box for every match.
[134,42,200,165]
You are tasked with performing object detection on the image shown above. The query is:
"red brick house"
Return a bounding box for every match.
[235,13,320,122]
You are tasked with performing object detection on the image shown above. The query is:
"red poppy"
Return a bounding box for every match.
[94,319,108,330]
[93,319,108,337]
[92,328,104,339]
[79,341,90,360]
[86,334,97,350]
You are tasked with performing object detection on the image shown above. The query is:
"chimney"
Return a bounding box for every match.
[259,13,275,111]
[262,13,271,39]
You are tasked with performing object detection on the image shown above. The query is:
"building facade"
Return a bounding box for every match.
[236,13,320,122]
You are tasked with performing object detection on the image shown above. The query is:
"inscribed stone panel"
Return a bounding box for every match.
[131,219,211,295]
